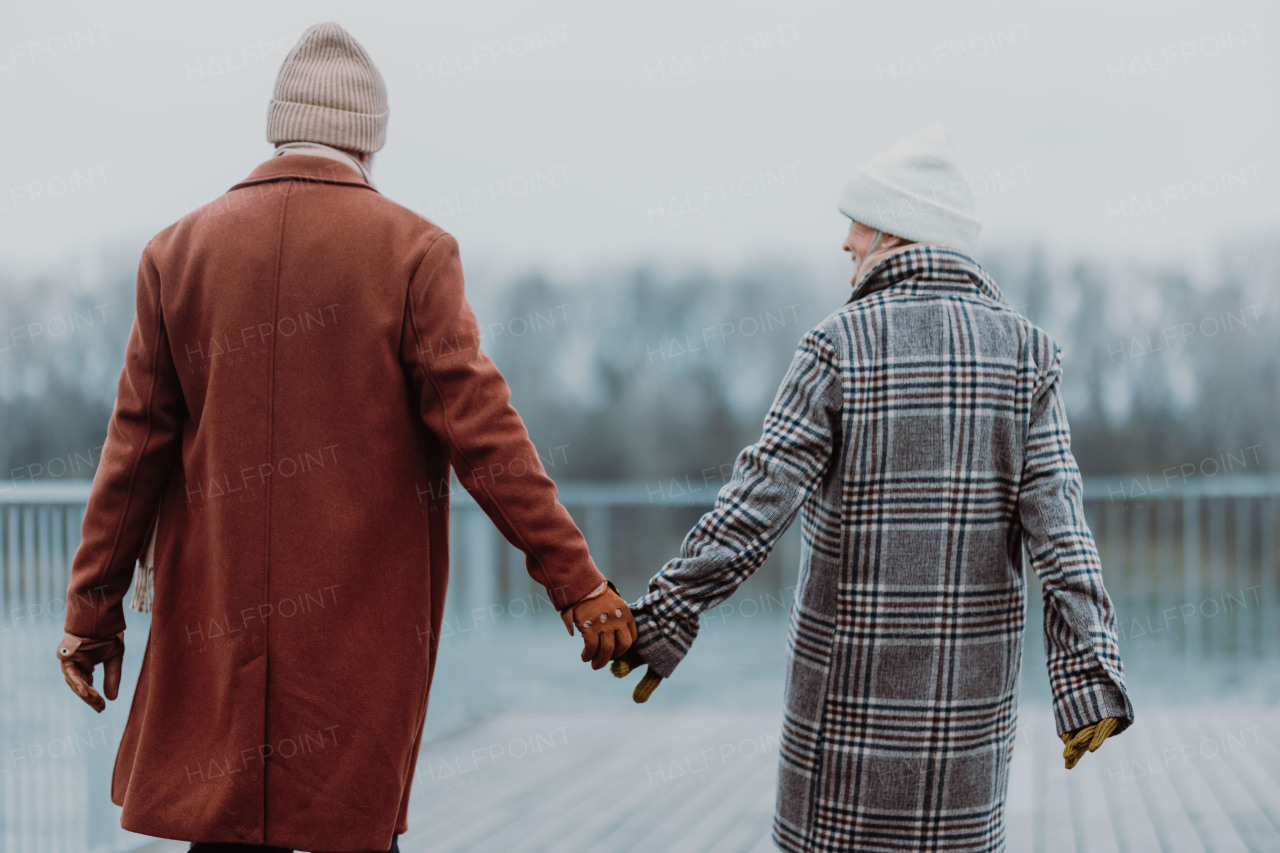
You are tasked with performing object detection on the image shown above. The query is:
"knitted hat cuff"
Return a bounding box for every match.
[838,169,982,254]
[268,99,387,153]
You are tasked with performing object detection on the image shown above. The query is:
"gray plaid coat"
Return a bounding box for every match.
[630,245,1135,852]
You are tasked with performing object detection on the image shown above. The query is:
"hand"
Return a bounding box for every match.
[1061,716,1119,769]
[561,581,636,670]
[611,647,663,703]
[56,632,125,713]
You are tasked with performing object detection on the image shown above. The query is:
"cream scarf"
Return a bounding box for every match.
[273,140,375,186]
[129,513,159,612]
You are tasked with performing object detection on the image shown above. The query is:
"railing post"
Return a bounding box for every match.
[23,506,37,619]
[1129,499,1148,651]
[1182,494,1200,661]
[1234,497,1251,655]
[583,503,611,581]
[1264,496,1278,658]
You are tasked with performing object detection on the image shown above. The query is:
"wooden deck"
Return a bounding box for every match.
[133,705,1280,852]
[400,706,1280,853]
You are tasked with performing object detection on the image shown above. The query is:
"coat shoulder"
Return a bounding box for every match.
[362,191,451,240]
[143,179,455,267]
[817,288,1062,381]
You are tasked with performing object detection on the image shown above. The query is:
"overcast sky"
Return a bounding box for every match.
[1,0,1276,283]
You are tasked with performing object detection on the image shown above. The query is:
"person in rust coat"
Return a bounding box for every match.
[54,22,636,853]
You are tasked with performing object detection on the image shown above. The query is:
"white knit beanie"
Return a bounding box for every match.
[267,22,388,154]
[837,123,982,253]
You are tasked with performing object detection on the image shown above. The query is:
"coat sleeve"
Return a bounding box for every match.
[400,232,605,611]
[630,328,842,678]
[64,247,185,638]
[1018,343,1135,738]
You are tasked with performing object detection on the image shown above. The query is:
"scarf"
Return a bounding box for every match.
[129,512,159,612]
[272,140,375,187]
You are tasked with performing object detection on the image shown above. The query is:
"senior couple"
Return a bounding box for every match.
[58,22,1134,853]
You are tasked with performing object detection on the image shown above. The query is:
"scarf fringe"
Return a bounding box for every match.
[129,513,160,614]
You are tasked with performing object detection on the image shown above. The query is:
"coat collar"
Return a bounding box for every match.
[848,244,1005,305]
[228,154,380,194]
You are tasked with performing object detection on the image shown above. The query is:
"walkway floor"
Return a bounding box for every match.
[407,706,1280,853]
[134,704,1280,852]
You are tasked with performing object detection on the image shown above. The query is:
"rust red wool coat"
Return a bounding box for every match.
[631,246,1135,853]
[62,155,605,851]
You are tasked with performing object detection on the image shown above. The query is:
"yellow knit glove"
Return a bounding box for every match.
[1061,716,1119,769]
[611,648,663,703]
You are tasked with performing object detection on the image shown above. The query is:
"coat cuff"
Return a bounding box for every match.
[64,600,126,640]
[1050,668,1135,739]
[630,599,697,679]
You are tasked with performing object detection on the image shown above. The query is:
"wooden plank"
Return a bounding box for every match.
[1084,713,1168,853]
[615,733,777,853]
[516,714,734,852]
[1061,730,1122,853]
[405,714,632,851]
[394,706,1280,853]
[1113,708,1204,852]
[1035,711,1079,853]
[1244,707,1280,789]
[1185,709,1280,849]
[1145,708,1250,851]
[706,758,777,853]
[571,713,768,853]
[407,712,742,852]
[1222,708,1280,840]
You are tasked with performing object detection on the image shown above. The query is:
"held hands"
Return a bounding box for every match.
[1061,716,1120,769]
[561,581,637,669]
[56,632,125,713]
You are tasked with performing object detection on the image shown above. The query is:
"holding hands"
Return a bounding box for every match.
[561,579,662,703]
[562,581,637,669]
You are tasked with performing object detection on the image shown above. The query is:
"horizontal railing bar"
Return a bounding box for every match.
[6,475,1280,507]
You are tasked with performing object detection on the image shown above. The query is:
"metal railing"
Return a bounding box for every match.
[1,476,1278,851]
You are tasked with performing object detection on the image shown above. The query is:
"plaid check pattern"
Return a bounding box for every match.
[630,245,1134,852]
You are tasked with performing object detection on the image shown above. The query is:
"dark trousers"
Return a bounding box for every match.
[188,834,399,853]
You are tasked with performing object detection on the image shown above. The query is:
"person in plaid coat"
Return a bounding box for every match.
[618,125,1135,852]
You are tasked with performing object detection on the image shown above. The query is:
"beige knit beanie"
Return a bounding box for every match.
[267,22,388,154]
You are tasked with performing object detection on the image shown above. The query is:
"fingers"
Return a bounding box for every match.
[62,661,105,713]
[613,619,635,658]
[633,670,662,704]
[1088,717,1118,751]
[1061,719,1116,769]
[579,628,600,664]
[61,660,88,699]
[103,654,123,701]
[561,609,575,636]
[592,628,616,670]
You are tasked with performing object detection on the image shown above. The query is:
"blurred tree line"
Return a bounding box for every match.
[2,239,1276,487]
